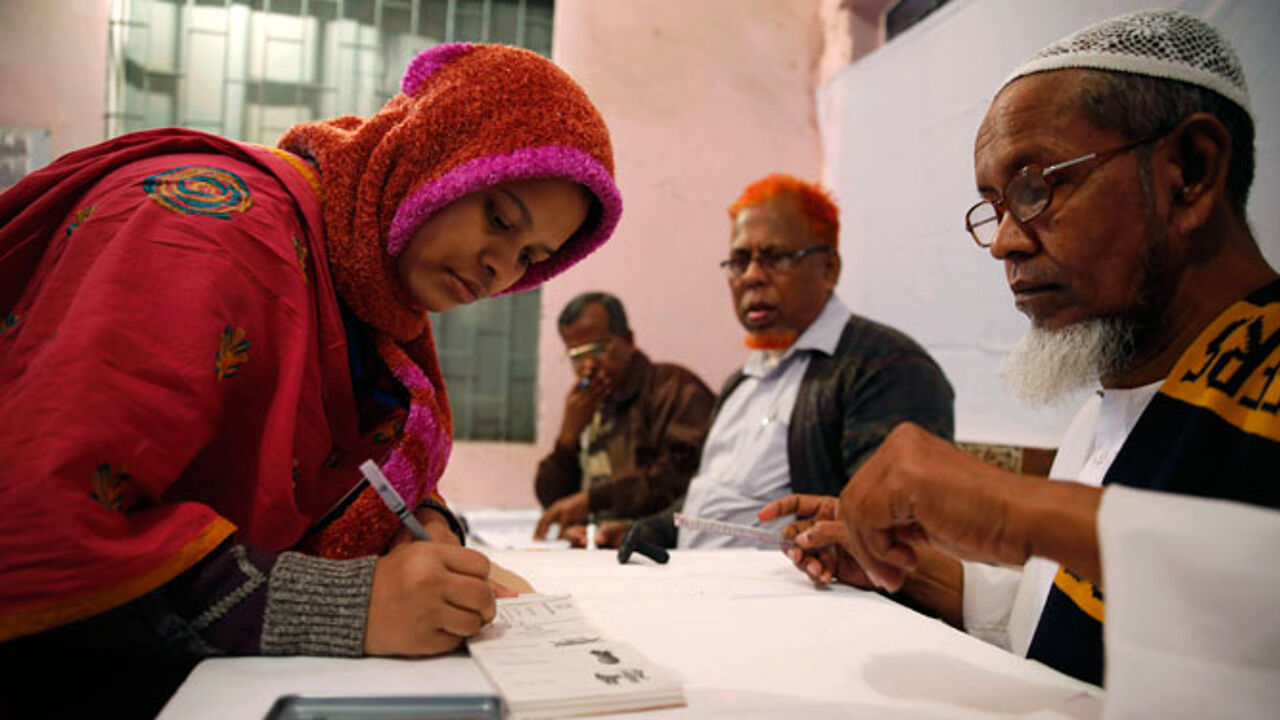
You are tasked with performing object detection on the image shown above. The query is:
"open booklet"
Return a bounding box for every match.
[467,594,685,719]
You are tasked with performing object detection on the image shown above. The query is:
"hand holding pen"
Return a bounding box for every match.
[757,494,876,589]
[362,460,432,540]
[360,459,497,657]
[362,460,463,550]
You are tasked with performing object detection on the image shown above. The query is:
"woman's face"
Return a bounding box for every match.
[396,178,590,312]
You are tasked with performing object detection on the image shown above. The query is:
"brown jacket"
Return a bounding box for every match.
[535,351,715,518]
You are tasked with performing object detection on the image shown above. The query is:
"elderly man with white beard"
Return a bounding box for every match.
[760,8,1279,696]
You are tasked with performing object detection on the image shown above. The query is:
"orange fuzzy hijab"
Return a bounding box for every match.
[279,44,621,556]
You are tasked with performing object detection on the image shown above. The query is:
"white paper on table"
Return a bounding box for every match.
[468,594,684,718]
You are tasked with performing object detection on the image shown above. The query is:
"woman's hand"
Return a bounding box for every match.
[491,579,519,598]
[363,541,496,656]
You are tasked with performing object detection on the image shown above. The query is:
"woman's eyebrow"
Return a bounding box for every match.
[498,187,532,228]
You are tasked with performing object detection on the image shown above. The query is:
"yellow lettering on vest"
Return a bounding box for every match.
[1163,299,1280,440]
[1052,566,1105,622]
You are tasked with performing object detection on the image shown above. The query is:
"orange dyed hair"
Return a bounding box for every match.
[728,174,839,248]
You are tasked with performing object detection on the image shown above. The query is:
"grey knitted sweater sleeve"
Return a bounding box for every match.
[17,541,380,659]
[260,549,377,656]
[187,542,377,657]
[0,542,377,719]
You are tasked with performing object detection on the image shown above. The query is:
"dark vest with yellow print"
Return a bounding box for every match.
[1027,279,1280,686]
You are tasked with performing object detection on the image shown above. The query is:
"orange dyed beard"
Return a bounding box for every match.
[744,332,798,350]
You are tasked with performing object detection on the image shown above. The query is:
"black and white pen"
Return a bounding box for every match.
[360,459,431,541]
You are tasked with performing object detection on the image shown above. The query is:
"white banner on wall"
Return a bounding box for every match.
[818,0,1280,447]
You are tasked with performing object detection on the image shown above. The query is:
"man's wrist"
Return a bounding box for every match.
[585,484,609,514]
[895,546,964,627]
[1022,480,1103,585]
[555,432,580,450]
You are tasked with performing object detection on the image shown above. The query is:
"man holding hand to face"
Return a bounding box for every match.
[534,292,714,545]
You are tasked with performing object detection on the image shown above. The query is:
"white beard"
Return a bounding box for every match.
[1001,318,1136,406]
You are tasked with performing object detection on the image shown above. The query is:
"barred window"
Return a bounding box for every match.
[106,0,555,441]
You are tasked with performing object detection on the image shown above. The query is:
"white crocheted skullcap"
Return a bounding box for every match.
[999,8,1251,118]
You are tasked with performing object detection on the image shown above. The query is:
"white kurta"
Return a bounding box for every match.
[961,381,1161,655]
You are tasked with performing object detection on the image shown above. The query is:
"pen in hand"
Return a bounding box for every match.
[360,459,431,541]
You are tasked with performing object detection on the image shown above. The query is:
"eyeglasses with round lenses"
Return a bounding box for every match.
[566,340,612,366]
[964,129,1173,248]
[719,245,831,278]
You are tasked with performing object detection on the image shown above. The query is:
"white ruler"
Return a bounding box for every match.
[674,513,791,547]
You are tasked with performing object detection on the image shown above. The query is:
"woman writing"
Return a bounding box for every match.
[0,43,620,716]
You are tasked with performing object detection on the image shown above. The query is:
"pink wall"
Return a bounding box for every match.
[440,0,825,507]
[0,0,828,510]
[0,0,110,160]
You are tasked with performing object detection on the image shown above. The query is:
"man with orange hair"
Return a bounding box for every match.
[608,174,953,549]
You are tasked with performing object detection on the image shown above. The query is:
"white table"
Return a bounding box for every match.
[160,549,1103,719]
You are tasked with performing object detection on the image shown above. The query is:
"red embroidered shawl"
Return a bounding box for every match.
[0,131,397,640]
[0,43,622,642]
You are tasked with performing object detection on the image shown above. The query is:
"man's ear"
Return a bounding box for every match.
[613,329,636,354]
[1165,112,1231,237]
[823,248,841,291]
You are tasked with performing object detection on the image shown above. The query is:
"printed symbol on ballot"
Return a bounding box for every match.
[595,668,648,685]
[591,649,620,665]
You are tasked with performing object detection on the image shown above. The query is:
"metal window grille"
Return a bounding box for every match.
[106,0,555,441]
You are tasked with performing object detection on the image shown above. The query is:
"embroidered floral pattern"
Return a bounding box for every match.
[91,463,137,512]
[215,325,250,380]
[293,236,309,284]
[65,205,95,237]
[143,166,252,219]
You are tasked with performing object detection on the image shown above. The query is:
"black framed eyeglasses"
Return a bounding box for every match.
[964,129,1173,248]
[719,245,831,278]
[566,340,612,366]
